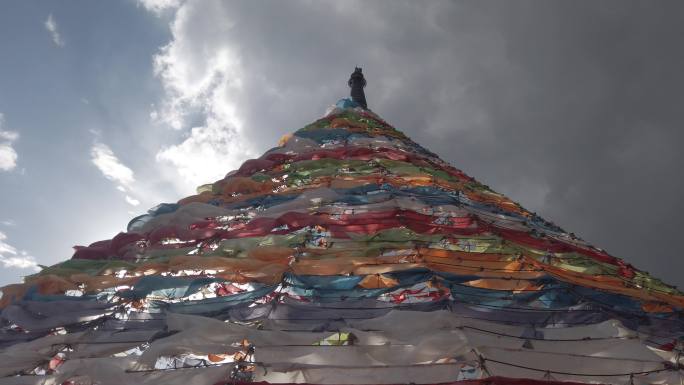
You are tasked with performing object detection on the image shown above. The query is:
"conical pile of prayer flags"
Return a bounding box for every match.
[1,98,684,385]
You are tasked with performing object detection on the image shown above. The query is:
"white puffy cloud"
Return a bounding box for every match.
[0,231,38,271]
[138,0,182,15]
[151,1,256,190]
[0,144,18,172]
[0,114,19,172]
[90,142,135,188]
[90,142,148,206]
[0,131,18,142]
[125,195,141,206]
[156,117,255,188]
[44,13,65,47]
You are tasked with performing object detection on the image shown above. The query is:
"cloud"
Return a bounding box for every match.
[0,231,38,271]
[138,0,182,15]
[44,13,65,47]
[156,117,255,189]
[0,144,18,172]
[90,142,135,188]
[151,1,256,190]
[90,142,147,207]
[125,195,141,206]
[89,140,150,208]
[0,114,19,172]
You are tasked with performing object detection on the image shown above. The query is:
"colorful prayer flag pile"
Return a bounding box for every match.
[1,98,683,385]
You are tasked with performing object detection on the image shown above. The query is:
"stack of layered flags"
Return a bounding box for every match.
[1,98,683,385]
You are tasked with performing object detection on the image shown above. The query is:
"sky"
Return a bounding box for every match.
[0,1,683,290]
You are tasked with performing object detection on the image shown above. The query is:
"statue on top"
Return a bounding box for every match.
[348,67,368,109]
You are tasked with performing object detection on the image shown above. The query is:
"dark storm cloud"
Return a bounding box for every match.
[158,1,684,286]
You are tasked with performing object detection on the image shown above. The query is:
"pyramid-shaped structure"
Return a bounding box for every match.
[1,91,684,385]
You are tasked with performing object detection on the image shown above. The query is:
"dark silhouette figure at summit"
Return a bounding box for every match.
[348,67,368,109]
